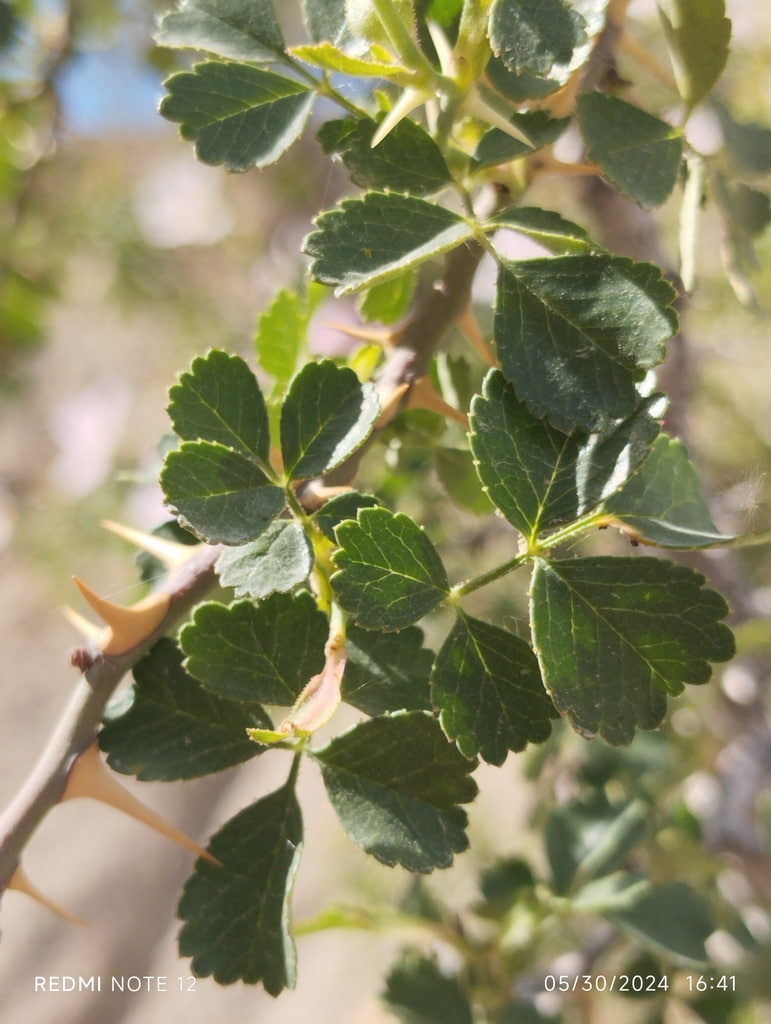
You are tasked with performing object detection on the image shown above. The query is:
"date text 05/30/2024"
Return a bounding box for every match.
[543,974,737,994]
[34,976,197,993]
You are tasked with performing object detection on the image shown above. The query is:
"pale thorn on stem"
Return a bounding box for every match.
[372,85,433,146]
[408,375,469,429]
[456,305,497,367]
[7,865,86,926]
[375,382,411,428]
[461,88,534,148]
[62,743,219,865]
[70,576,171,656]
[101,519,197,572]
[324,321,399,349]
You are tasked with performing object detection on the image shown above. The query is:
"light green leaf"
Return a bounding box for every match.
[494,254,677,433]
[304,192,473,295]
[314,711,478,872]
[714,101,771,177]
[383,952,474,1024]
[472,112,569,168]
[359,270,417,324]
[469,370,660,541]
[178,771,303,992]
[577,92,683,208]
[160,62,315,171]
[658,0,731,113]
[255,288,307,388]
[332,507,450,629]
[432,612,554,765]
[155,0,285,61]
[216,519,314,597]
[489,0,586,76]
[605,880,713,966]
[168,350,271,467]
[291,42,412,82]
[435,446,494,515]
[530,556,734,745]
[181,591,327,704]
[280,360,379,479]
[343,624,433,715]
[99,639,268,780]
[488,206,594,253]
[603,435,736,548]
[318,117,453,196]
[161,440,285,544]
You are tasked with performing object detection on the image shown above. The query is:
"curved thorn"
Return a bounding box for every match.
[71,577,171,655]
[101,520,196,571]
[8,866,86,926]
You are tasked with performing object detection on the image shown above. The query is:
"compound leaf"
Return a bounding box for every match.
[432,612,554,765]
[161,440,285,544]
[168,350,271,466]
[304,192,472,295]
[577,92,684,208]
[343,624,433,715]
[99,638,268,780]
[181,591,327,704]
[332,508,450,629]
[178,772,303,992]
[160,62,315,171]
[494,254,677,433]
[603,435,735,548]
[314,711,478,872]
[489,0,586,77]
[216,519,314,597]
[530,556,734,745]
[155,0,286,61]
[658,0,731,114]
[280,360,379,479]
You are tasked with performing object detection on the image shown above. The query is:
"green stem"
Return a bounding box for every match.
[451,551,531,599]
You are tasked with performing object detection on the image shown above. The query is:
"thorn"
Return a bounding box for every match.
[407,376,469,429]
[8,866,86,926]
[456,306,497,367]
[62,605,104,643]
[372,85,432,147]
[63,743,219,865]
[324,321,399,348]
[71,577,171,655]
[375,382,411,429]
[101,520,196,571]
[463,86,534,148]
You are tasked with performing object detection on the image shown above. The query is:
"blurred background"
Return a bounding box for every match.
[1,0,770,1021]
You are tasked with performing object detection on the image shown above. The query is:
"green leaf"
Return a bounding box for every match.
[168,350,271,466]
[255,288,307,388]
[160,62,315,172]
[99,639,268,780]
[181,592,327,704]
[494,254,677,433]
[292,42,411,81]
[304,192,473,295]
[658,0,731,113]
[489,0,586,76]
[312,490,380,541]
[161,440,285,544]
[530,556,735,745]
[488,206,594,254]
[318,117,453,196]
[333,507,450,629]
[472,112,569,168]
[359,270,417,324]
[314,711,478,872]
[383,951,474,1024]
[280,360,379,479]
[155,0,285,61]
[343,624,433,715]
[178,771,303,991]
[714,101,771,177]
[301,0,346,42]
[435,445,494,515]
[469,370,660,541]
[432,612,554,765]
[603,435,735,548]
[606,881,713,966]
[216,519,314,598]
[577,93,684,208]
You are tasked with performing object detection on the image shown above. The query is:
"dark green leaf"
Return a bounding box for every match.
[315,711,477,872]
[489,0,586,76]
[658,0,731,113]
[216,519,314,598]
[312,491,380,541]
[99,639,267,780]
[485,53,561,102]
[603,435,735,548]
[161,440,285,544]
[304,192,472,295]
[432,612,554,765]
[160,62,315,171]
[577,93,684,208]
[488,206,594,254]
[475,858,535,917]
[714,101,771,177]
[318,117,453,196]
[469,370,660,541]
[473,112,569,167]
[181,592,327,704]
[178,772,303,991]
[168,350,271,466]
[343,624,433,715]
[435,445,493,515]
[155,0,285,61]
[280,360,379,479]
[302,0,346,42]
[530,556,735,745]
[494,254,677,432]
[383,951,473,1024]
[332,507,450,629]
[606,881,713,966]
